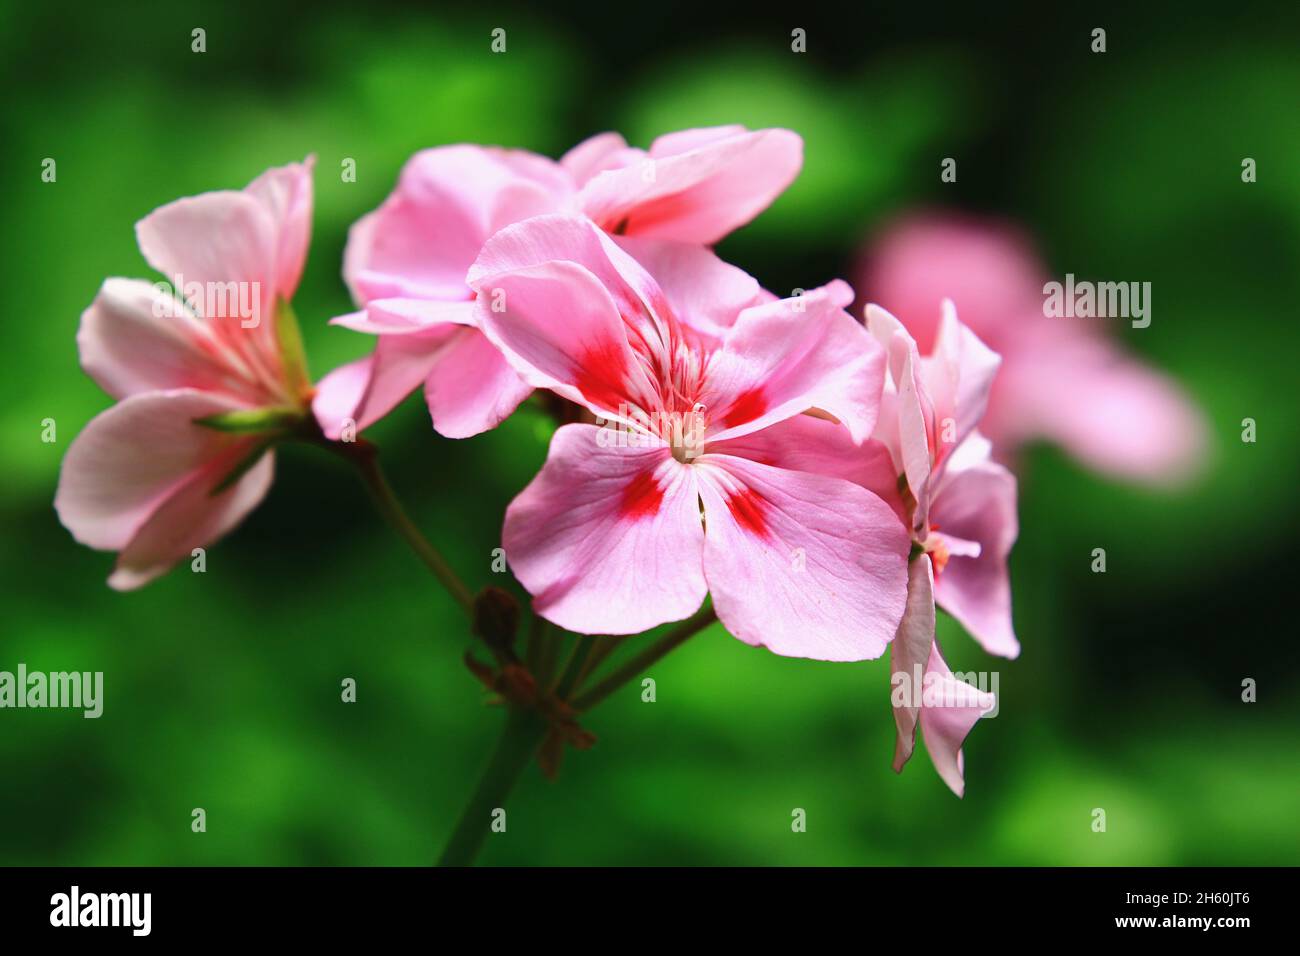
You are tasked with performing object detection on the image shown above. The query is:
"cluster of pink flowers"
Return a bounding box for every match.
[55,126,1204,796]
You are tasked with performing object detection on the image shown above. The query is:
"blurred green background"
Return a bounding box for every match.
[2,1,1297,865]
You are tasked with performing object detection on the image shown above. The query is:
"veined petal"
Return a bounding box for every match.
[919,641,996,798]
[578,126,803,244]
[244,158,314,302]
[470,221,658,421]
[424,329,533,439]
[344,145,572,304]
[706,413,902,520]
[890,555,937,773]
[929,439,1020,658]
[612,235,763,339]
[704,282,885,445]
[108,449,274,591]
[134,187,278,334]
[310,329,452,440]
[54,389,274,588]
[922,299,1001,480]
[503,424,706,635]
[559,131,634,186]
[469,213,674,345]
[696,453,909,661]
[867,303,935,528]
[888,555,997,796]
[77,278,245,401]
[330,298,477,336]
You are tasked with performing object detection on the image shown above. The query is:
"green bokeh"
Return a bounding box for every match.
[1,2,1296,865]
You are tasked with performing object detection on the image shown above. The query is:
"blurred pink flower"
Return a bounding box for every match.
[314,126,803,440]
[466,215,909,660]
[857,213,1208,484]
[55,160,317,589]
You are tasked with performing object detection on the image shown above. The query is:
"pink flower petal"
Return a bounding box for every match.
[324,292,525,440]
[470,219,658,419]
[859,212,1208,486]
[867,303,939,528]
[109,450,274,591]
[695,453,909,661]
[344,145,573,304]
[54,390,274,588]
[704,282,884,445]
[330,298,477,336]
[649,125,750,156]
[559,131,633,186]
[706,413,901,518]
[77,278,242,401]
[919,640,996,798]
[612,235,763,339]
[311,330,453,440]
[472,214,755,387]
[929,437,1020,659]
[469,213,668,328]
[134,187,278,335]
[577,126,803,243]
[424,329,534,439]
[312,356,372,440]
[858,212,1046,354]
[244,158,314,302]
[890,555,937,773]
[503,424,707,634]
[923,299,1001,480]
[1003,335,1208,485]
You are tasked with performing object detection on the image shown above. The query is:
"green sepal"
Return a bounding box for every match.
[274,299,312,402]
[193,407,305,434]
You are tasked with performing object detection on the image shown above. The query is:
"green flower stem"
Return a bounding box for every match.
[341,442,475,616]
[552,634,601,699]
[573,635,628,691]
[571,607,717,712]
[437,706,549,867]
[439,610,715,866]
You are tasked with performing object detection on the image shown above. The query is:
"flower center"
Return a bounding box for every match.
[923,524,950,576]
[667,403,709,462]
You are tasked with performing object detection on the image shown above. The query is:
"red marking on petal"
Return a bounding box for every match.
[725,486,769,538]
[619,469,664,521]
[723,386,767,429]
[574,339,629,412]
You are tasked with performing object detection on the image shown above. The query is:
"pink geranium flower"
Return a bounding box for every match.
[55,160,317,589]
[859,302,1019,794]
[857,212,1207,484]
[314,126,803,440]
[465,215,910,661]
